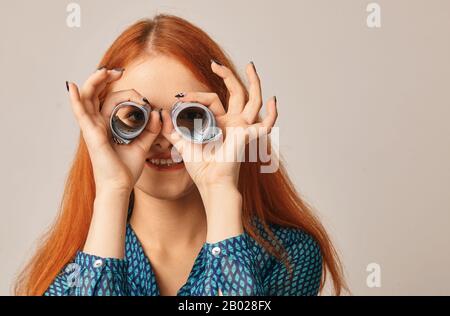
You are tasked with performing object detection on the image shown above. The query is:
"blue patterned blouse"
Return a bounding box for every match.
[44,217,323,296]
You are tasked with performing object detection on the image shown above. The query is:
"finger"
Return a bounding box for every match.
[131,109,162,153]
[67,81,95,129]
[174,91,226,116]
[100,88,150,121]
[248,96,278,139]
[161,109,206,163]
[263,96,278,129]
[80,68,125,110]
[210,60,246,114]
[218,288,223,296]
[241,62,263,123]
[160,109,185,155]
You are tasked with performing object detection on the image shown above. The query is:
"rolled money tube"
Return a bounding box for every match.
[110,101,152,144]
[171,101,222,144]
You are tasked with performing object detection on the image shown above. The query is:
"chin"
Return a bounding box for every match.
[134,178,196,200]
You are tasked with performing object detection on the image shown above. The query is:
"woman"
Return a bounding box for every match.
[15,14,347,296]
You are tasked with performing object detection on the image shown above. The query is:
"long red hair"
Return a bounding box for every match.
[15,13,348,295]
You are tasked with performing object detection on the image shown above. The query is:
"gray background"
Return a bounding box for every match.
[1,0,449,295]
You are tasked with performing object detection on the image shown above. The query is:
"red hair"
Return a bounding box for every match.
[15,14,348,295]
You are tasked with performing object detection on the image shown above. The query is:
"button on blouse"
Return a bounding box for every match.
[44,217,323,296]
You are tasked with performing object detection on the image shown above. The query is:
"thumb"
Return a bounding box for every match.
[160,109,185,155]
[132,110,161,153]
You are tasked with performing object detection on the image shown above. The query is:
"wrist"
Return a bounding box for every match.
[85,187,130,258]
[95,185,132,199]
[205,202,244,243]
[93,187,131,218]
[198,185,244,243]
[198,184,242,211]
[197,180,239,196]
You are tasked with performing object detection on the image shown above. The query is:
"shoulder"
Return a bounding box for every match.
[248,217,323,295]
[248,216,323,263]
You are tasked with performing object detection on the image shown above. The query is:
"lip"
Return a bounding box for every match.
[145,159,185,172]
[146,151,183,160]
[147,154,173,160]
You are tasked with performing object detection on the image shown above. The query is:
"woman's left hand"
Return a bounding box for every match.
[161,60,277,243]
[161,60,278,192]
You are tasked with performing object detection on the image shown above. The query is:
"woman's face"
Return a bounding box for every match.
[108,54,210,200]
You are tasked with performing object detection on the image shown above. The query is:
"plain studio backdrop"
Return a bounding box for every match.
[1,0,449,296]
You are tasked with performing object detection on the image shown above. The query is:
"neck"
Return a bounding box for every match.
[129,185,207,252]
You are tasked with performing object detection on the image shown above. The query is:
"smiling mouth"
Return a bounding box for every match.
[145,157,185,171]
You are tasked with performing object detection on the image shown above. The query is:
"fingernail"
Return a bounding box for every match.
[66,81,70,92]
[274,95,277,105]
[113,67,125,72]
[175,92,185,98]
[210,58,223,66]
[250,61,256,72]
[158,108,163,123]
[97,65,107,71]
[143,97,150,105]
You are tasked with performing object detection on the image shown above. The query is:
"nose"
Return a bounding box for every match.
[150,133,173,152]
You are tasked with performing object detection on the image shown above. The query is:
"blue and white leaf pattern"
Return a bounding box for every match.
[44,218,322,296]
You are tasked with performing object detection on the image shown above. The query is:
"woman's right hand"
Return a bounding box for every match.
[66,68,161,193]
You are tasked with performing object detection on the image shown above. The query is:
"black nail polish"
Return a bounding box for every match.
[158,108,163,123]
[250,61,256,72]
[143,97,150,105]
[66,81,69,92]
[210,58,223,66]
[97,65,107,70]
[175,92,185,98]
[274,95,277,105]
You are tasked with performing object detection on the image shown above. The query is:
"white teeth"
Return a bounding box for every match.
[147,158,183,166]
